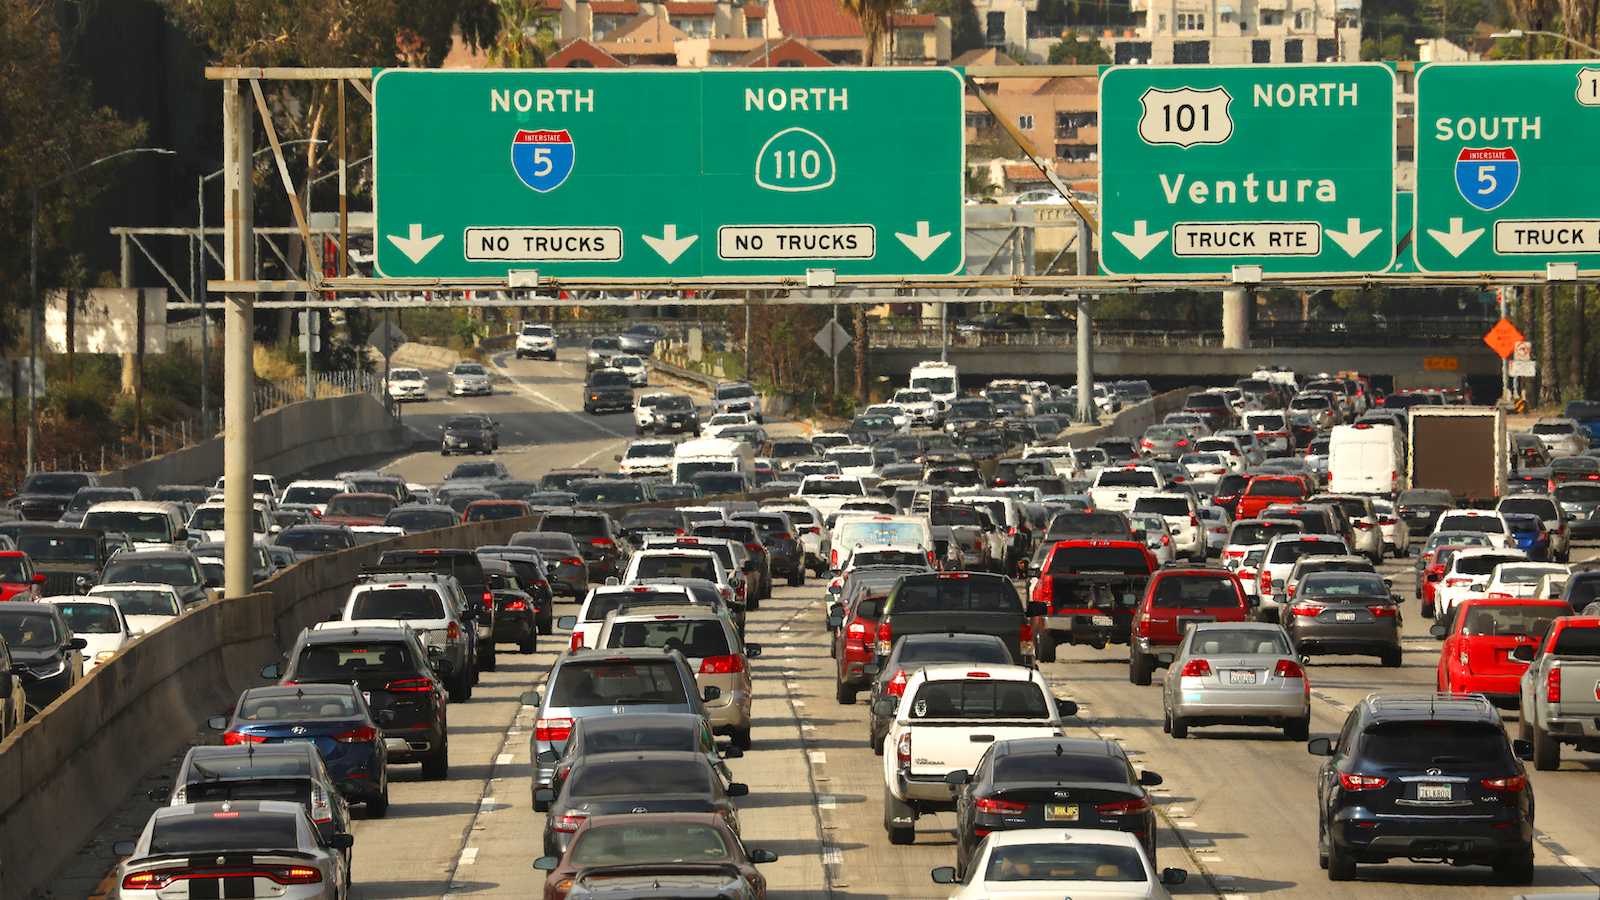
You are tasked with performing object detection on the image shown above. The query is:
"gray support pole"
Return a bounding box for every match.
[1075,211,1095,424]
[120,238,134,396]
[223,78,256,600]
[198,175,211,435]
[831,303,840,397]
[1222,289,1250,349]
[939,300,948,365]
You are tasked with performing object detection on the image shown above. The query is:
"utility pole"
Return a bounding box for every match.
[222,78,256,601]
[1074,210,1096,424]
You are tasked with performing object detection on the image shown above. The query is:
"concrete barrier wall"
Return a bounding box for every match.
[1048,386,1199,450]
[99,393,412,497]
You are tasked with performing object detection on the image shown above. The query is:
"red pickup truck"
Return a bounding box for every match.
[1029,540,1156,662]
[1234,476,1308,520]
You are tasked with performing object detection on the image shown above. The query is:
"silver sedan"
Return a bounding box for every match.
[1159,622,1310,740]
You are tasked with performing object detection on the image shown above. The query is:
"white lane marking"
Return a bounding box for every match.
[808,751,827,764]
[791,699,805,707]
[1167,806,1188,818]
[822,846,843,865]
[480,798,496,813]
[818,795,836,809]
[488,357,632,441]
[495,753,513,766]
[458,848,478,866]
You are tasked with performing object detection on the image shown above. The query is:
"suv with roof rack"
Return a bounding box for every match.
[1309,692,1536,883]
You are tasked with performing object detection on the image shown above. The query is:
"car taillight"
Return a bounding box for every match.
[1176,439,1188,447]
[505,599,527,610]
[552,877,575,900]
[1180,659,1211,677]
[536,717,574,742]
[878,620,891,644]
[386,678,432,692]
[553,811,588,833]
[482,591,493,605]
[1096,798,1149,816]
[1289,604,1321,617]
[1548,667,1561,703]
[1260,570,1272,592]
[975,797,1028,814]
[776,533,792,541]
[1035,578,1054,609]
[847,621,867,637]
[591,538,615,548]
[563,557,583,566]
[222,731,267,745]
[447,621,458,640]
[1366,605,1398,617]
[1160,534,1171,546]
[1445,578,1472,587]
[311,786,333,823]
[700,655,744,674]
[1020,622,1033,644]
[1141,440,1154,448]
[334,726,377,744]
[1274,658,1305,678]
[1338,772,1388,790]
[1482,775,1527,791]
[830,549,838,567]
[1487,592,1515,599]
[896,732,911,766]
[887,670,909,696]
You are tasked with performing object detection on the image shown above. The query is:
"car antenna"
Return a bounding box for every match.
[1055,743,1063,756]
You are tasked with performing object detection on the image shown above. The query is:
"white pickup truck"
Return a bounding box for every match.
[878,664,1076,845]
[1088,465,1167,513]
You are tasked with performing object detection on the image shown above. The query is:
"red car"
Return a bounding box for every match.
[1129,564,1250,685]
[1030,539,1157,661]
[535,813,777,900]
[1234,476,1308,520]
[1435,598,1573,706]
[831,589,887,704]
[1420,543,1476,618]
[0,551,44,602]
[462,499,534,524]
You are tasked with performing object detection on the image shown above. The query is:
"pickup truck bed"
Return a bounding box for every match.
[1030,540,1156,661]
[1519,616,1600,769]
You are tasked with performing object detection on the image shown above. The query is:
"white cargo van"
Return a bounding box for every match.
[671,437,754,484]
[1326,422,1406,496]
[908,362,959,412]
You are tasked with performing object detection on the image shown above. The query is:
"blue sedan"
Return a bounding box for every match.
[1503,513,1550,561]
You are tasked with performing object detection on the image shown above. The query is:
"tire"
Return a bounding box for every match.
[747,597,760,612]
[872,730,885,755]
[1380,647,1402,668]
[533,791,550,814]
[480,645,497,673]
[366,790,390,819]
[1495,847,1536,885]
[539,615,553,635]
[1129,652,1154,686]
[1170,715,1189,739]
[1533,723,1561,770]
[1421,600,1435,619]
[1285,713,1310,742]
[449,671,472,703]
[519,632,538,654]
[1162,707,1172,733]
[731,725,752,751]
[788,568,804,587]
[421,737,449,781]
[836,682,858,705]
[1326,837,1357,881]
[1035,629,1056,664]
[441,449,450,456]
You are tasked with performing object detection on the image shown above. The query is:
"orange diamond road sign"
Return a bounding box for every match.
[1484,318,1525,359]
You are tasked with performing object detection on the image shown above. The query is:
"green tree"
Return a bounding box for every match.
[1047,31,1112,63]
[838,0,900,64]
[917,0,983,55]
[484,0,559,67]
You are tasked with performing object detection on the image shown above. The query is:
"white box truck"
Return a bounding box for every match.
[1327,422,1407,496]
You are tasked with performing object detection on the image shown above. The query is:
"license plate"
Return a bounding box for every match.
[1418,783,1452,800]
[1228,670,1257,684]
[1335,611,1357,621]
[283,737,319,744]
[1044,803,1079,822]
[1092,615,1114,626]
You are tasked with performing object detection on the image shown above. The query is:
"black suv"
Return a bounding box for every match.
[1309,692,1536,883]
[440,413,500,456]
[538,511,631,581]
[583,369,634,414]
[9,471,100,521]
[265,622,450,779]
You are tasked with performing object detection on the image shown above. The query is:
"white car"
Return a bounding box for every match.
[1193,436,1249,472]
[934,830,1186,900]
[862,403,912,433]
[1371,498,1411,558]
[1021,445,1080,479]
[796,474,869,516]
[610,354,648,387]
[618,438,676,477]
[87,583,184,637]
[1196,505,1231,556]
[1433,547,1532,619]
[1179,451,1232,483]
[448,362,492,396]
[1256,534,1351,620]
[704,412,754,438]
[386,367,428,402]
[1217,429,1267,466]
[1485,561,1570,599]
[826,445,880,479]
[46,594,141,670]
[279,479,356,516]
[1129,513,1176,565]
[1434,510,1513,548]
[891,389,939,425]
[514,322,557,360]
[1130,493,1204,561]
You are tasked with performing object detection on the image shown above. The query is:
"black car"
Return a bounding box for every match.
[151,744,354,857]
[951,737,1163,877]
[264,622,450,779]
[692,472,749,496]
[481,557,539,653]
[535,751,747,856]
[8,471,100,521]
[944,399,997,434]
[274,524,358,560]
[651,484,702,502]
[98,550,214,608]
[692,523,771,600]
[385,504,462,534]
[149,484,211,505]
[865,633,1011,753]
[446,459,512,486]
[618,509,691,544]
[584,369,634,415]
[486,480,544,501]
[539,512,631,581]
[14,527,113,595]
[510,531,591,598]
[439,487,497,516]
[731,512,804,588]
[539,711,740,791]
[376,548,495,636]
[0,602,85,713]
[477,545,556,634]
[572,479,652,508]
[541,468,604,493]
[643,394,702,436]
[1096,437,1142,465]
[440,414,500,456]
[1395,488,1456,537]
[1309,692,1535,883]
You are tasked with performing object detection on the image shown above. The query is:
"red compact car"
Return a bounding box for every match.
[1435,597,1573,706]
[0,551,44,602]
[832,590,887,704]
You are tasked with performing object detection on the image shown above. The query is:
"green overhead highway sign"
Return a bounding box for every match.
[1099,63,1396,277]
[372,68,964,279]
[1415,61,1600,274]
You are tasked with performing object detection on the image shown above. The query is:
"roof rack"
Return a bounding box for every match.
[1364,691,1496,717]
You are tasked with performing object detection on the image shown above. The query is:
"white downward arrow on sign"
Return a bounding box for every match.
[1426,218,1485,258]
[1325,218,1383,257]
[1111,221,1168,260]
[643,224,698,264]
[895,221,951,261]
[387,224,444,264]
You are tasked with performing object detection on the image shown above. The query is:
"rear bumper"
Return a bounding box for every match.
[1331,811,1531,863]
[896,770,962,804]
[1042,612,1132,645]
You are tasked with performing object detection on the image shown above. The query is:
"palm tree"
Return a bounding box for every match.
[485,0,559,67]
[838,0,900,65]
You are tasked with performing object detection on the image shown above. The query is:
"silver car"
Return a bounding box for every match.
[1532,417,1588,457]
[448,362,492,396]
[1160,621,1310,740]
[115,800,352,900]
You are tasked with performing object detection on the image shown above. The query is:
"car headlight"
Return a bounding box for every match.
[95,650,117,662]
[32,657,67,679]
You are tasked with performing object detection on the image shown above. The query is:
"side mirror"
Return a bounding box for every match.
[112,841,137,857]
[476,611,493,626]
[533,857,559,871]
[702,685,722,702]
[720,745,744,759]
[944,770,970,785]
[1392,594,1404,605]
[328,612,341,622]
[329,833,354,850]
[1139,770,1164,787]
[1429,623,1447,638]
[1513,739,1535,761]
[207,716,228,730]
[427,645,445,657]
[747,849,778,864]
[1056,698,1079,717]
[826,613,844,629]
[1156,652,1174,666]
[726,782,749,797]
[827,584,841,595]
[872,697,896,717]
[337,781,362,797]
[378,709,397,724]
[1161,868,1189,886]
[557,615,577,630]
[1470,584,1486,593]
[67,637,87,651]
[614,455,623,463]
[863,662,880,676]
[1026,600,1048,617]
[1511,645,1536,663]
[1426,572,1443,582]
[1308,737,1334,756]
[745,643,761,659]
[534,788,555,803]
[931,867,958,885]
[521,691,542,707]
[260,663,280,679]
[1384,578,1393,588]
[147,786,172,802]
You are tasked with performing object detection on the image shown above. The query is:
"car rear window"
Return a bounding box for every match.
[1269,539,1345,563]
[541,515,607,537]
[149,813,301,853]
[351,588,445,620]
[549,661,689,706]
[568,759,710,796]
[1440,515,1506,534]
[1230,521,1302,545]
[1132,497,1189,517]
[1551,623,1600,656]
[897,639,1012,666]
[1096,471,1159,488]
[1358,722,1506,765]
[633,555,719,581]
[605,619,730,658]
[1454,555,1524,576]
[185,781,313,805]
[993,754,1129,783]
[1500,498,1557,518]
[1460,604,1569,636]
[570,823,730,864]
[293,642,417,679]
[909,679,1050,718]
[1043,546,1152,575]
[1045,512,1129,539]
[1149,575,1242,609]
[1246,479,1303,497]
[890,576,1021,614]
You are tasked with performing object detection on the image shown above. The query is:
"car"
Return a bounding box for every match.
[439,413,501,455]
[638,393,701,436]
[9,471,100,521]
[1161,621,1309,739]
[262,621,449,780]
[97,549,213,609]
[1283,570,1403,667]
[150,743,352,853]
[537,711,740,807]
[46,594,139,668]
[113,801,353,900]
[1533,416,1589,456]
[386,366,429,401]
[58,487,140,528]
[583,368,634,414]
[608,354,648,387]
[15,526,113,595]
[381,504,457,535]
[618,323,665,356]
[932,830,1187,900]
[274,524,358,560]
[713,382,762,422]
[447,362,492,396]
[1309,692,1535,883]
[533,814,776,900]
[731,511,805,587]
[0,602,83,712]
[319,493,398,528]
[512,531,591,598]
[1485,561,1570,599]
[1434,598,1572,704]
[1434,548,1533,622]
[1370,498,1412,558]
[208,682,390,816]
[1254,534,1352,621]
[516,322,558,360]
[1129,565,1250,685]
[864,633,1012,753]
[536,750,747,856]
[950,737,1165,874]
[538,511,632,581]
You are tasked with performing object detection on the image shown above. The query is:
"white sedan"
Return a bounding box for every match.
[933,830,1186,900]
[45,595,141,671]
[704,412,754,438]
[88,583,184,637]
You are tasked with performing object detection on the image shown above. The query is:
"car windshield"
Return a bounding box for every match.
[82,511,172,543]
[549,661,689,707]
[908,679,1049,718]
[569,823,731,864]
[614,356,642,367]
[1359,722,1507,765]
[351,588,445,620]
[716,384,755,399]
[97,588,181,617]
[451,462,503,479]
[149,813,301,854]
[446,418,485,431]
[52,601,121,634]
[391,368,422,381]
[897,639,1011,666]
[1455,554,1526,576]
[278,529,355,551]
[657,396,693,411]
[1298,573,1387,597]
[626,444,671,459]
[0,613,60,649]
[326,497,393,518]
[283,485,343,505]
[103,559,199,586]
[453,364,487,376]
[293,641,416,679]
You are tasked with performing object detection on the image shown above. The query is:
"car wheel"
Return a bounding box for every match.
[480,645,497,673]
[519,632,537,654]
[836,682,858,705]
[449,670,472,703]
[1380,647,1402,668]
[441,449,450,456]
[1420,600,1435,619]
[1326,837,1357,881]
[1129,652,1153,686]
[747,597,760,612]
[1170,715,1188,739]
[1494,847,1536,885]
[533,787,551,813]
[871,729,885,755]
[1035,628,1056,664]
[366,789,390,819]
[1533,723,1561,770]
[789,568,804,588]
[421,737,449,781]
[1284,712,1310,741]
[1162,706,1172,734]
[731,725,752,751]
[539,616,553,636]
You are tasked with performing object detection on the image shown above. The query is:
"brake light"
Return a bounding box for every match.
[830,549,838,567]
[878,620,891,645]
[1445,578,1472,588]
[563,557,583,566]
[505,599,527,611]
[1481,776,1527,791]
[536,717,574,742]
[1338,772,1388,790]
[847,622,867,637]
[1366,605,1398,617]
[386,678,432,692]
[553,811,588,833]
[446,621,458,641]
[1141,440,1154,448]
[1036,577,1054,610]
[1260,570,1271,592]
[570,631,585,651]
[1020,622,1033,644]
[1176,439,1188,447]
[122,872,169,890]
[975,797,1028,815]
[888,670,909,696]
[222,732,267,745]
[700,655,744,674]
[776,533,792,541]
[1290,604,1320,617]
[1096,798,1149,816]
[332,726,377,744]
[1548,667,1561,703]
[896,732,911,766]
[1274,658,1305,678]
[1180,659,1211,677]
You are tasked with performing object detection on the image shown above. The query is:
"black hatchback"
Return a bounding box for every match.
[949,737,1163,878]
[1309,692,1535,883]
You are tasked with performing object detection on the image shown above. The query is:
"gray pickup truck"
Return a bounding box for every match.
[874,572,1046,667]
[1517,616,1600,770]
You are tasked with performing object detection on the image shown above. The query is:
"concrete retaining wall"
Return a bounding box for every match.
[1048,386,1199,450]
[388,342,465,371]
[99,393,413,497]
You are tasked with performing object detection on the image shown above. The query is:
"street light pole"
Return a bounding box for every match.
[29,146,174,475]
[1491,28,1600,56]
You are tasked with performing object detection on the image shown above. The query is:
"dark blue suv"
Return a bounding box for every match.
[1309,692,1536,883]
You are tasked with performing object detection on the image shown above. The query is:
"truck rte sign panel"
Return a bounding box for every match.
[1099,64,1397,276]
[372,68,964,279]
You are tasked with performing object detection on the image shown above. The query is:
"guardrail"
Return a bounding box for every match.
[867,317,1495,351]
